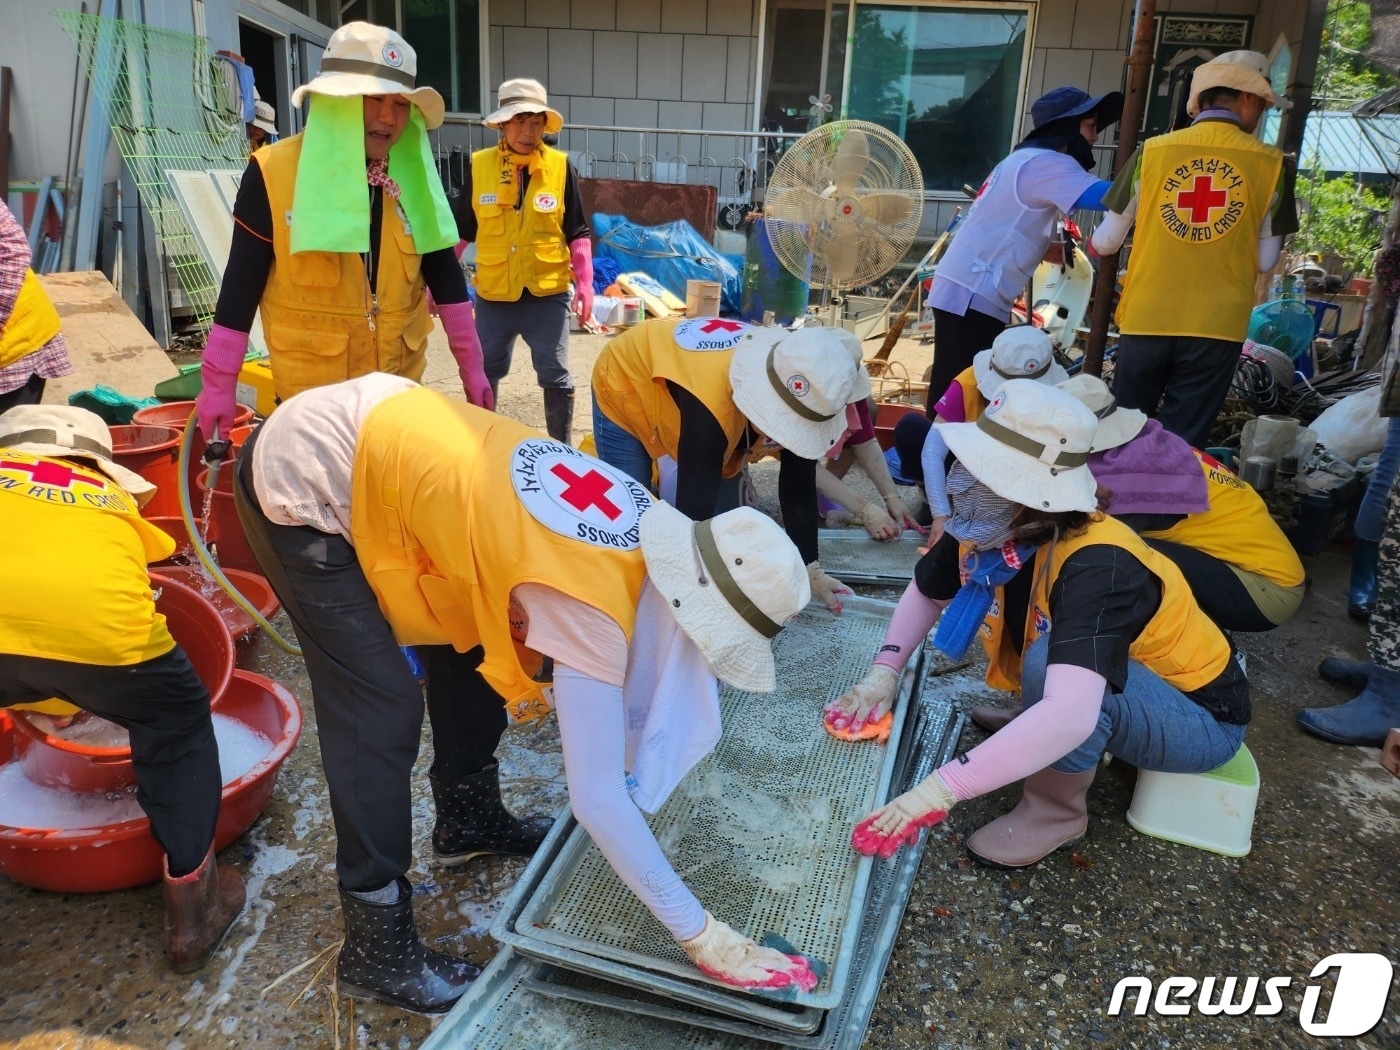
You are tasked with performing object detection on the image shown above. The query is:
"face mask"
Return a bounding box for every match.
[945,463,1017,550]
[1066,133,1096,171]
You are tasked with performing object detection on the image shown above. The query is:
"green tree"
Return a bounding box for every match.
[1294,172,1389,277]
[1316,0,1392,106]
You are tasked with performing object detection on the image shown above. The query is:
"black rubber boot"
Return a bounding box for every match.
[336,877,479,1014]
[431,761,554,866]
[1348,539,1379,621]
[542,387,575,446]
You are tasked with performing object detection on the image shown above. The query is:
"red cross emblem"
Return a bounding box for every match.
[787,374,809,396]
[1176,175,1228,223]
[700,319,745,333]
[549,463,622,520]
[0,458,102,489]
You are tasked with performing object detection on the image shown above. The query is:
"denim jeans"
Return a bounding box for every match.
[591,397,656,492]
[1019,635,1246,775]
[1355,417,1400,543]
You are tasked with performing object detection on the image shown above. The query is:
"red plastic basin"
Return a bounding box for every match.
[0,670,302,893]
[8,571,236,793]
[109,424,183,518]
[145,514,212,566]
[151,565,280,642]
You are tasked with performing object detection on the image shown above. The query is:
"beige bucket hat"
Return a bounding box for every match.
[641,504,810,693]
[938,379,1098,513]
[0,404,159,508]
[1057,374,1148,453]
[292,22,445,130]
[1187,50,1292,117]
[252,98,278,135]
[729,326,859,460]
[484,78,564,134]
[972,326,1069,400]
[831,326,873,401]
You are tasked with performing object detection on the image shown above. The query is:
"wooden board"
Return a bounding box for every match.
[36,271,178,405]
[579,178,717,243]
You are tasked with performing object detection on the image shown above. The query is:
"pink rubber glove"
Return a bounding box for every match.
[851,769,958,858]
[196,324,248,441]
[678,913,820,993]
[438,300,494,410]
[569,237,594,326]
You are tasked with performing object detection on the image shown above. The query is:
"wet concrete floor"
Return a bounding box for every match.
[2,335,1397,1048]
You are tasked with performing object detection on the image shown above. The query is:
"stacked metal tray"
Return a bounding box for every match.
[817,529,924,585]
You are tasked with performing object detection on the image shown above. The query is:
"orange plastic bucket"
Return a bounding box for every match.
[197,467,259,573]
[133,400,254,494]
[108,424,183,517]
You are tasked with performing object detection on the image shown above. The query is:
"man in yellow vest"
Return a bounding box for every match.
[0,201,73,414]
[232,375,821,1012]
[196,22,493,440]
[0,406,244,971]
[455,78,593,444]
[1091,51,1296,448]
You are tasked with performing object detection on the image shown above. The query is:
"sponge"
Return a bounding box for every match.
[823,711,893,743]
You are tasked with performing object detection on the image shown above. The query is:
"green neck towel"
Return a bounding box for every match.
[290,95,457,256]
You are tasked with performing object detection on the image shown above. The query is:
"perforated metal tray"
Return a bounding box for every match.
[430,681,965,1049]
[817,529,923,584]
[510,597,914,1010]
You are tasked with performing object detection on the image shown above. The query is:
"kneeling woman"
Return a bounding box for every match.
[833,381,1248,866]
[236,374,819,1012]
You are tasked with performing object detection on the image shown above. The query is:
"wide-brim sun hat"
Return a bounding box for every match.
[972,326,1068,400]
[252,99,277,135]
[937,378,1098,513]
[484,78,564,135]
[640,503,810,693]
[1057,374,1147,453]
[830,326,872,401]
[1023,86,1124,140]
[0,404,157,508]
[729,326,859,460]
[1187,50,1292,117]
[291,22,445,130]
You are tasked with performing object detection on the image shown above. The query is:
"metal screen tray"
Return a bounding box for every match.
[817,529,923,584]
[430,684,964,1049]
[510,597,914,1010]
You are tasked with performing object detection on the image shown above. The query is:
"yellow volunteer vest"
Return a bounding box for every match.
[1144,450,1305,589]
[349,387,648,720]
[0,452,176,667]
[951,366,988,422]
[592,317,752,478]
[1115,120,1283,341]
[977,515,1231,693]
[0,270,63,369]
[469,144,571,301]
[255,134,434,402]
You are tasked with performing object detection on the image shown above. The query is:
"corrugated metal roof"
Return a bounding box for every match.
[1299,110,1399,176]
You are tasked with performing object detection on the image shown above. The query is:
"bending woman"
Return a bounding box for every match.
[827,380,1248,867]
[235,375,819,1013]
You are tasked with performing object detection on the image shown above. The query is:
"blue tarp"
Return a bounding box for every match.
[592,213,744,314]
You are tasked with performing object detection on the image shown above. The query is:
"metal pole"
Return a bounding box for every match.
[0,67,11,196]
[1081,0,1157,378]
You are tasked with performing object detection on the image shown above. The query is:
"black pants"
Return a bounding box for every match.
[0,373,46,414]
[1145,538,1276,633]
[0,648,217,876]
[1112,334,1241,449]
[925,308,1006,418]
[233,430,507,891]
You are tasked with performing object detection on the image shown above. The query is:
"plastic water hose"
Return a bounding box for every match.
[177,411,302,655]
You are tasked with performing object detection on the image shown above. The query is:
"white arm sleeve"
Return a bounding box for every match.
[1258,234,1282,272]
[1090,195,1137,255]
[552,663,708,941]
[920,425,953,518]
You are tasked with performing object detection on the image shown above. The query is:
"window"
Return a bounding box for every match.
[834,2,1031,193]
[402,0,482,114]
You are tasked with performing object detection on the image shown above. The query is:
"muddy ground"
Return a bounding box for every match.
[1,328,1396,1049]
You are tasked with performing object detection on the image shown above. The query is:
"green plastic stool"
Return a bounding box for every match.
[1125,744,1259,857]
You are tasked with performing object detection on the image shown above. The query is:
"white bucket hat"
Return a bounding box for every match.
[1057,374,1147,453]
[292,22,445,130]
[640,504,810,693]
[1187,50,1292,117]
[830,326,872,401]
[729,326,859,460]
[252,99,277,135]
[972,326,1068,400]
[484,78,564,134]
[0,405,156,507]
[937,379,1098,513]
